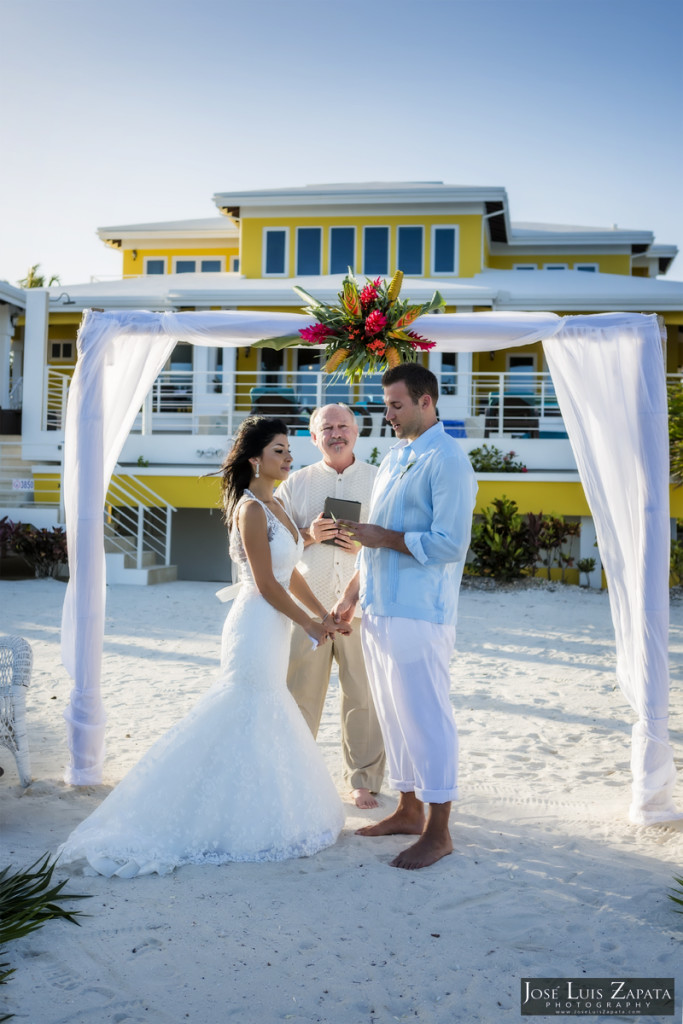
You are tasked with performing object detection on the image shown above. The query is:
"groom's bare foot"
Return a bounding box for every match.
[356,805,424,837]
[352,788,379,809]
[390,832,453,870]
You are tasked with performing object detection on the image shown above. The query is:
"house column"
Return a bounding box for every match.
[579,515,603,588]
[0,304,12,408]
[22,289,49,443]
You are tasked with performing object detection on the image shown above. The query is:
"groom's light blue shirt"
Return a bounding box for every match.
[359,422,477,625]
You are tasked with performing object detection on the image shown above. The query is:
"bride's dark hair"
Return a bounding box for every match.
[221,416,289,520]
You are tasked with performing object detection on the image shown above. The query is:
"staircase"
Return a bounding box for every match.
[104,472,178,585]
[0,439,52,511]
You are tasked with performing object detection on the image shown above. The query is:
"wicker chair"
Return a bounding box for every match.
[0,635,33,786]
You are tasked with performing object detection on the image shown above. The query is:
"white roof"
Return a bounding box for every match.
[213,182,509,209]
[47,268,683,314]
[0,280,26,309]
[97,217,238,242]
[509,222,654,246]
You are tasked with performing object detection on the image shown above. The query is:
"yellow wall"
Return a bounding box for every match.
[487,253,631,274]
[121,246,239,277]
[240,214,483,279]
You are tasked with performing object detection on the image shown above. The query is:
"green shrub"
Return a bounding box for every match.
[0,520,68,579]
[470,496,537,581]
[468,444,527,473]
[667,380,683,485]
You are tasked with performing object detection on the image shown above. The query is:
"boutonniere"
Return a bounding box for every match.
[400,459,417,479]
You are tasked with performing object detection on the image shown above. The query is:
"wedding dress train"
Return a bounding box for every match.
[58,492,345,876]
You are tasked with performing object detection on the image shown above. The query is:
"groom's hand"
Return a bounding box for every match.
[332,594,357,625]
[339,520,405,551]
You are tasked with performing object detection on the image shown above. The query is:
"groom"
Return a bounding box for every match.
[333,363,477,869]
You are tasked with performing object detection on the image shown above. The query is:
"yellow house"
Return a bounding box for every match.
[3,182,683,583]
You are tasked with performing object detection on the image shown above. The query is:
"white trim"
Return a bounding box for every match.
[262,227,290,277]
[362,225,390,276]
[431,225,459,276]
[295,226,322,276]
[397,224,424,276]
[144,256,167,275]
[329,225,357,275]
[513,263,538,270]
[172,256,226,274]
[543,263,569,270]
[506,352,538,371]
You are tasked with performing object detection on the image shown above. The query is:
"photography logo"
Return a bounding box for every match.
[521,978,675,1016]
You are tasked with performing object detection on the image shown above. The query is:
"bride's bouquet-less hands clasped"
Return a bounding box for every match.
[253,269,444,379]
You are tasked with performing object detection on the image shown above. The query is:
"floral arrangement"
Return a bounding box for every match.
[254,270,444,379]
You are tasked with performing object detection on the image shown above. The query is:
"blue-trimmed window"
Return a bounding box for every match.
[145,259,165,275]
[330,227,355,274]
[432,227,457,275]
[176,259,196,274]
[264,229,287,275]
[296,227,322,276]
[201,259,222,272]
[231,257,240,272]
[398,226,423,275]
[575,263,598,272]
[363,227,389,275]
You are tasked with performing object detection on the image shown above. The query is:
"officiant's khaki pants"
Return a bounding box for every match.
[287,622,386,793]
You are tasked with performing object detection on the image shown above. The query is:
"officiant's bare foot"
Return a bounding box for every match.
[352,788,379,809]
[355,793,424,836]
[390,832,453,870]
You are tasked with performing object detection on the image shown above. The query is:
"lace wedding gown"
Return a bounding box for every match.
[58,492,345,877]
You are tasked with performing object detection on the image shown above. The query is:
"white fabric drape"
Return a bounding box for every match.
[60,308,677,822]
[543,313,675,823]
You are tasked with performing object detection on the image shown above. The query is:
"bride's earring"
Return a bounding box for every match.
[254,461,260,479]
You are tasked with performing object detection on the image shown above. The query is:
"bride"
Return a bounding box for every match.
[58,416,347,876]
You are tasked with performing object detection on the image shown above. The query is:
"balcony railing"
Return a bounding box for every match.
[42,367,683,441]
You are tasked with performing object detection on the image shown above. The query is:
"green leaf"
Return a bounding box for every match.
[292,285,325,308]
[251,334,303,350]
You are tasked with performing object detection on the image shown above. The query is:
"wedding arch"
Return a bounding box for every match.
[59,308,677,825]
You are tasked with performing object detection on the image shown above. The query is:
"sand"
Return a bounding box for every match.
[1,577,682,1023]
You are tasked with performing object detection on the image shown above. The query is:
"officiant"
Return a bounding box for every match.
[276,404,385,808]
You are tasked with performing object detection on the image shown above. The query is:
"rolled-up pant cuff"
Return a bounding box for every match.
[390,779,457,804]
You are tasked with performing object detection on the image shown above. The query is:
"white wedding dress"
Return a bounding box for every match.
[58,491,345,877]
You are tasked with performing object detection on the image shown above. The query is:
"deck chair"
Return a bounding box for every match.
[0,635,33,786]
[249,390,310,432]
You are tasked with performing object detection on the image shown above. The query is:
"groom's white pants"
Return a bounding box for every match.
[361,614,458,804]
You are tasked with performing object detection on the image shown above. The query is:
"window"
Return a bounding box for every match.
[296,227,322,276]
[49,341,74,361]
[513,264,537,271]
[440,352,458,396]
[575,263,598,272]
[543,264,568,270]
[176,259,196,274]
[330,227,355,274]
[264,228,288,275]
[363,227,389,276]
[201,259,222,273]
[397,226,423,275]
[231,257,240,272]
[145,258,165,275]
[431,226,458,275]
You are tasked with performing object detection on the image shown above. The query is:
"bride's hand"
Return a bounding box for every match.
[305,620,329,648]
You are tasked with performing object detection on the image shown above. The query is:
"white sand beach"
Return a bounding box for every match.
[1,577,682,1023]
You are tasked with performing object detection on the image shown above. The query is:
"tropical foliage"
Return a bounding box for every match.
[254,270,444,379]
[17,264,60,289]
[0,855,88,1020]
[667,379,683,485]
[468,444,527,473]
[0,518,68,578]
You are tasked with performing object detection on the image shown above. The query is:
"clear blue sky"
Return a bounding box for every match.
[2,0,681,285]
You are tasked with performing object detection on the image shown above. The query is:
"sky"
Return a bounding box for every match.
[1,0,682,287]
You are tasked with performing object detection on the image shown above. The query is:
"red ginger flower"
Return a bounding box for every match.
[360,280,380,307]
[405,330,436,351]
[364,310,387,336]
[299,323,333,344]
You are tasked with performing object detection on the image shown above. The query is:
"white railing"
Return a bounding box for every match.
[9,377,23,410]
[105,473,176,569]
[42,367,683,441]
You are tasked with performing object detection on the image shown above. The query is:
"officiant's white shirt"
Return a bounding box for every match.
[277,458,377,616]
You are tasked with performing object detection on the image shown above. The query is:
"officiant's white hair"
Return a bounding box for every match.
[309,403,356,436]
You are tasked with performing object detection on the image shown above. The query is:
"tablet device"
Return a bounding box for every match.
[322,497,361,545]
